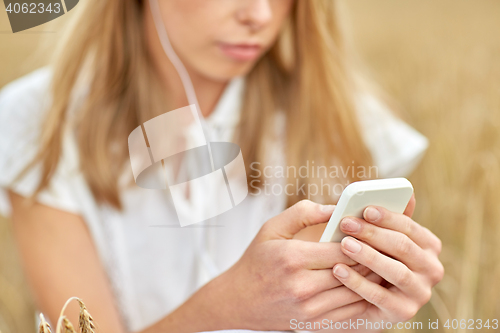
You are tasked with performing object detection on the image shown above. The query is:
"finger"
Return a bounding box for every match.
[351,264,373,279]
[363,270,385,285]
[300,264,373,295]
[362,205,441,253]
[339,237,423,298]
[303,271,383,315]
[339,217,430,272]
[298,241,356,269]
[403,194,416,218]
[299,285,364,320]
[309,301,370,329]
[310,272,383,329]
[332,263,417,321]
[260,200,335,241]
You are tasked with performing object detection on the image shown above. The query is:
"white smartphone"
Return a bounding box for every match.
[319,178,414,243]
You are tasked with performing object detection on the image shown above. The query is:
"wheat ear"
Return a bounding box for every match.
[77,299,96,333]
[39,313,52,333]
[59,316,76,333]
[54,297,97,333]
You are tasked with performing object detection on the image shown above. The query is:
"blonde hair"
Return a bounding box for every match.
[27,0,373,209]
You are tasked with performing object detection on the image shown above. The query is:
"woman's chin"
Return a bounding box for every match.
[197,60,257,82]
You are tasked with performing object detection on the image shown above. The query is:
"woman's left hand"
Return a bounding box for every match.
[332,195,444,324]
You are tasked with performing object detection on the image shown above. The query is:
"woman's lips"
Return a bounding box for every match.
[218,42,262,61]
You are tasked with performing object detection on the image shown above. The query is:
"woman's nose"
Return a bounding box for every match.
[236,0,273,31]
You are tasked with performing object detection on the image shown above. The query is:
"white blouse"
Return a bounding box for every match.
[0,68,428,333]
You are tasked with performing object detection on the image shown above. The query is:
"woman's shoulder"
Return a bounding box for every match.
[355,93,429,178]
[0,67,53,153]
[0,68,65,216]
[0,67,54,163]
[0,67,53,137]
[0,67,53,112]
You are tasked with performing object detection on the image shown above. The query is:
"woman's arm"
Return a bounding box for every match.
[10,191,235,333]
[10,189,442,333]
[9,191,127,332]
[10,192,371,332]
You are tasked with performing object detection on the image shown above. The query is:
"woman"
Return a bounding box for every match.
[0,0,443,332]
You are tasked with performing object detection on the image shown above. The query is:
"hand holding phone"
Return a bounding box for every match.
[323,177,444,326]
[320,178,414,242]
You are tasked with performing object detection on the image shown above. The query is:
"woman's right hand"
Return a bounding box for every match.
[192,200,380,331]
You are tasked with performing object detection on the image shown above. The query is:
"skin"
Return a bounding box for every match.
[145,0,293,116]
[9,0,444,332]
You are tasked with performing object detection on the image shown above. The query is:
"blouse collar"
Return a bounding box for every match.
[204,76,245,129]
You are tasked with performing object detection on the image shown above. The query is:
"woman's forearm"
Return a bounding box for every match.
[140,273,238,333]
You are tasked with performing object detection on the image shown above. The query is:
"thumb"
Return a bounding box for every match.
[258,200,335,241]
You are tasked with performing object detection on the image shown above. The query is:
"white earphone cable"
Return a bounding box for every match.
[148,0,219,281]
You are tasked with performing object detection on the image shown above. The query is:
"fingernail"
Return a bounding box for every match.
[342,237,362,253]
[364,207,381,222]
[321,204,335,213]
[333,265,349,279]
[340,218,360,233]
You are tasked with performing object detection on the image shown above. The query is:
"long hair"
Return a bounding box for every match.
[26,0,373,209]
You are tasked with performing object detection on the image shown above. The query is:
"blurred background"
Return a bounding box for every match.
[1,0,499,332]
